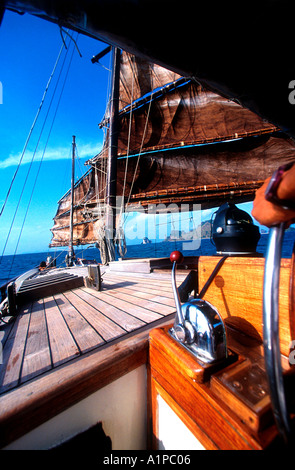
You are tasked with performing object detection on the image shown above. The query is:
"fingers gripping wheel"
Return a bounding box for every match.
[169,251,227,364]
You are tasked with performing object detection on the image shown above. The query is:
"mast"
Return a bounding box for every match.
[105,47,121,261]
[68,135,76,266]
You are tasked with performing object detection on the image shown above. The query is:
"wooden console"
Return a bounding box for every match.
[148,255,295,450]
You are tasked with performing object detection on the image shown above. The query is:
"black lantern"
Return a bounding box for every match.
[212,202,260,255]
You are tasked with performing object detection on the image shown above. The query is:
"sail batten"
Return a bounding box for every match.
[118,51,183,110]
[95,78,278,163]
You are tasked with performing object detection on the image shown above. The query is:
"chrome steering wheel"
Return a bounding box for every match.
[263,223,292,443]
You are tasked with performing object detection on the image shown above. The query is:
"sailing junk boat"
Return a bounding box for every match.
[1,1,295,451]
[50,49,295,264]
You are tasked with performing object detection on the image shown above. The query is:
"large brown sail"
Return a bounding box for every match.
[50,51,295,248]
[50,168,106,247]
[98,52,278,157]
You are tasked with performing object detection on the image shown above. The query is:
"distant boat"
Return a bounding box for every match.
[141,237,152,244]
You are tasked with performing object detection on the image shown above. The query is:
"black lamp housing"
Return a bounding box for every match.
[212,202,260,255]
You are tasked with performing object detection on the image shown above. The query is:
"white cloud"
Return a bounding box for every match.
[0,142,102,169]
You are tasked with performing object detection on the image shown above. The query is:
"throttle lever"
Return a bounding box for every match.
[170,251,188,342]
[169,251,227,363]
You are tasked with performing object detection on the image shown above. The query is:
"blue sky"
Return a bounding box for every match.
[0,10,110,255]
[0,10,257,256]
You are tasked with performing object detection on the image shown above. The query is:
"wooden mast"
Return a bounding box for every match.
[105,47,121,262]
[68,135,76,265]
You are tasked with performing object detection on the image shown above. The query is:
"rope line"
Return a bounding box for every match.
[5,36,78,278]
[124,92,153,210]
[0,39,66,218]
[1,32,79,279]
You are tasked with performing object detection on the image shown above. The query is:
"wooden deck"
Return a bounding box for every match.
[0,265,185,448]
[1,254,294,449]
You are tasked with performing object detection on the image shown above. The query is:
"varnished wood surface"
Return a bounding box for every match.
[1,254,294,449]
[199,256,293,358]
[149,327,280,450]
[0,269,181,448]
[0,271,179,395]
[148,255,295,450]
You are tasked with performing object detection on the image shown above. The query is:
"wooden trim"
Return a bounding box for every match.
[131,180,264,202]
[146,364,154,450]
[149,327,279,450]
[0,316,173,448]
[289,244,295,332]
[150,375,218,450]
[198,256,293,357]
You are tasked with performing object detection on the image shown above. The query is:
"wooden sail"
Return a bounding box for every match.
[50,51,295,248]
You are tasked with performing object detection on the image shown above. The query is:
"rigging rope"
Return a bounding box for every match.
[112,55,136,259]
[114,225,127,258]
[1,32,79,276]
[124,92,154,211]
[59,27,82,57]
[106,61,154,259]
[91,52,112,263]
[0,38,66,219]
[5,36,78,277]
[96,225,110,265]
[116,91,154,256]
[119,55,135,218]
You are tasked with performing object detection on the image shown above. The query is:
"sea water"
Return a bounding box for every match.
[0,232,294,287]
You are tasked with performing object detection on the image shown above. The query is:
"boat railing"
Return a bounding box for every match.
[14,268,40,292]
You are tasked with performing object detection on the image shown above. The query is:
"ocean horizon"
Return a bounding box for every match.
[1,232,294,288]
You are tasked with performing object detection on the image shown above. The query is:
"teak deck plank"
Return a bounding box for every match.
[103,277,175,302]
[81,287,146,331]
[53,292,105,353]
[20,299,51,384]
[104,272,176,289]
[63,290,126,342]
[116,288,176,307]
[0,268,178,447]
[44,296,80,367]
[0,270,176,397]
[0,314,175,449]
[100,287,175,315]
[95,289,166,322]
[106,283,177,308]
[0,306,31,392]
